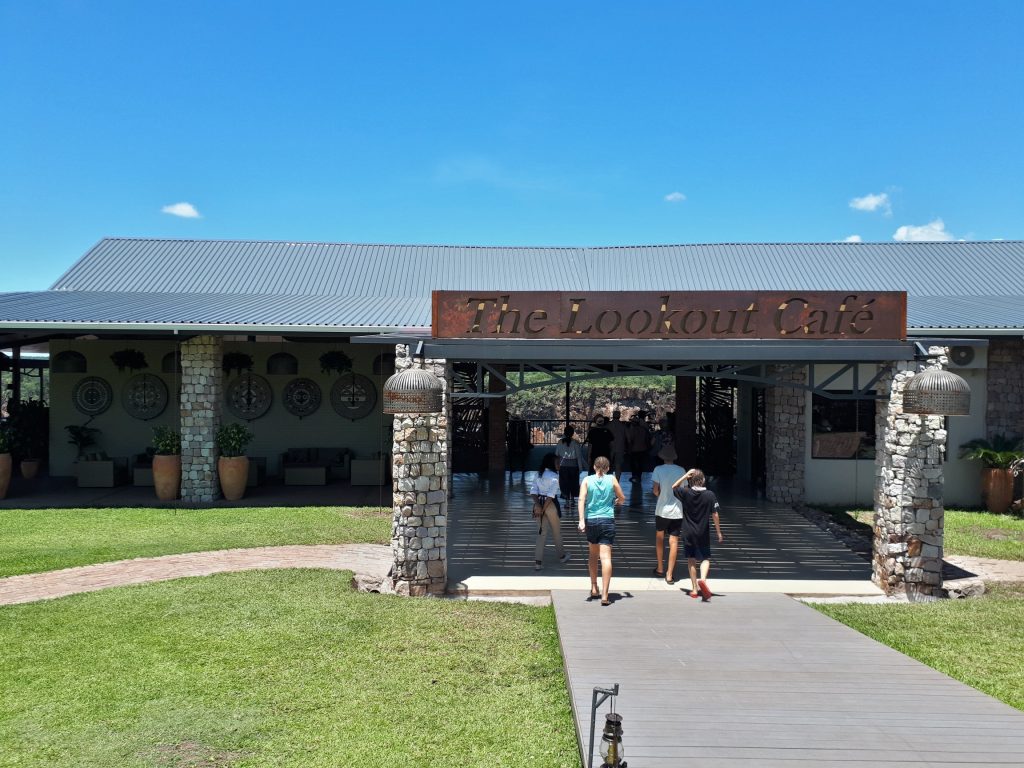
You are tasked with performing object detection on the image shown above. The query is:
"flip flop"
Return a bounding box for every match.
[652,568,665,578]
[601,599,611,606]
[587,590,600,601]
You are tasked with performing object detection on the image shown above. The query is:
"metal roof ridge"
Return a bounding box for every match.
[91,236,1024,249]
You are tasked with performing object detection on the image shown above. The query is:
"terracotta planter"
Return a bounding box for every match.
[20,459,40,480]
[0,453,11,499]
[981,468,1015,514]
[218,455,249,501]
[152,454,181,501]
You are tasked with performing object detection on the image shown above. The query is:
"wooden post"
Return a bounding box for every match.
[11,346,21,407]
[487,365,507,475]
[675,376,697,468]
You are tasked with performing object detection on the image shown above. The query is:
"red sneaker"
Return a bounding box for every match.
[697,579,712,601]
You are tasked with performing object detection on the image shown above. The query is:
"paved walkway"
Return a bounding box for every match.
[946,554,1024,583]
[552,590,1024,767]
[0,544,392,606]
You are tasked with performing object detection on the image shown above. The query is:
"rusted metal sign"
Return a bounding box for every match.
[432,291,907,340]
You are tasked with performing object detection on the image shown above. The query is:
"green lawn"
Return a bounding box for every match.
[816,583,1024,712]
[0,506,391,577]
[0,570,578,768]
[817,507,1024,561]
[945,510,1024,560]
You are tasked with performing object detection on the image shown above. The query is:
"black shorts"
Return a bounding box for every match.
[684,536,711,561]
[655,516,682,536]
[586,520,616,546]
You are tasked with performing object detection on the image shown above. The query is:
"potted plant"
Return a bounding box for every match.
[215,423,254,500]
[152,426,182,501]
[65,423,100,458]
[319,350,352,375]
[959,435,1024,514]
[110,348,148,372]
[0,426,12,499]
[1012,457,1024,516]
[8,399,48,479]
[222,352,254,376]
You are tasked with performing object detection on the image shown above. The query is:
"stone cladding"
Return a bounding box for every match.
[872,347,948,598]
[390,344,451,596]
[180,336,223,503]
[986,337,1024,441]
[765,366,806,504]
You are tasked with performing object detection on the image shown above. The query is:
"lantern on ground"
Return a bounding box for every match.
[382,366,444,414]
[903,368,971,416]
[599,712,626,767]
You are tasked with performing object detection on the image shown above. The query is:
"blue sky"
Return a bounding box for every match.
[1,1,1022,291]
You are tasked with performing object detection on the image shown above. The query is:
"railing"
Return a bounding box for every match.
[521,419,603,446]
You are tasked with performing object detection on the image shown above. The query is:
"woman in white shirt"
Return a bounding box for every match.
[530,453,572,570]
[554,425,584,502]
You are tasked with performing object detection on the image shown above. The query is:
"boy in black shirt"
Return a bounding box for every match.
[671,468,724,601]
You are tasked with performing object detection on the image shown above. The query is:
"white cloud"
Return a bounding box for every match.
[849,192,891,216]
[843,235,862,243]
[892,218,955,242]
[664,191,686,203]
[161,202,201,219]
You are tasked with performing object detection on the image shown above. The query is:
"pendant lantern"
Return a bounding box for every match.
[903,368,971,416]
[383,366,444,414]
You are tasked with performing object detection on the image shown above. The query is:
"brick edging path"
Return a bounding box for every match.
[0,544,392,606]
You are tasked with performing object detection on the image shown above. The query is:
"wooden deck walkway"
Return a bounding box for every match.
[552,591,1024,767]
[448,473,875,594]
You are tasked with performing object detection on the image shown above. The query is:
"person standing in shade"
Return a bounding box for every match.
[606,410,628,480]
[626,412,651,483]
[651,445,686,584]
[672,468,724,601]
[506,417,532,481]
[578,456,626,606]
[530,453,572,570]
[554,425,584,502]
[585,414,613,473]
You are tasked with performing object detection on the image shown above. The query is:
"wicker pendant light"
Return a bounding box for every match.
[383,366,444,414]
[903,368,971,415]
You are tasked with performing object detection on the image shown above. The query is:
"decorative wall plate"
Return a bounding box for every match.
[72,376,113,416]
[282,377,322,418]
[225,373,273,420]
[122,373,169,420]
[331,373,377,420]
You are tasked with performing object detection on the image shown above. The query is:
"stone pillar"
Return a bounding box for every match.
[764,365,806,504]
[986,338,1024,441]
[180,336,223,503]
[873,348,949,598]
[390,344,451,596]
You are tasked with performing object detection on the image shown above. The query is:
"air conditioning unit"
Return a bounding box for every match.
[947,345,986,370]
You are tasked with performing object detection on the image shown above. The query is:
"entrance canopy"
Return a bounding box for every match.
[354,333,923,400]
[356,289,929,399]
[356,333,918,363]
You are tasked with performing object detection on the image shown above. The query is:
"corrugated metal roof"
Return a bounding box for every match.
[0,237,1012,332]
[905,295,1024,330]
[52,238,1024,298]
[0,290,1018,332]
[0,291,431,330]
